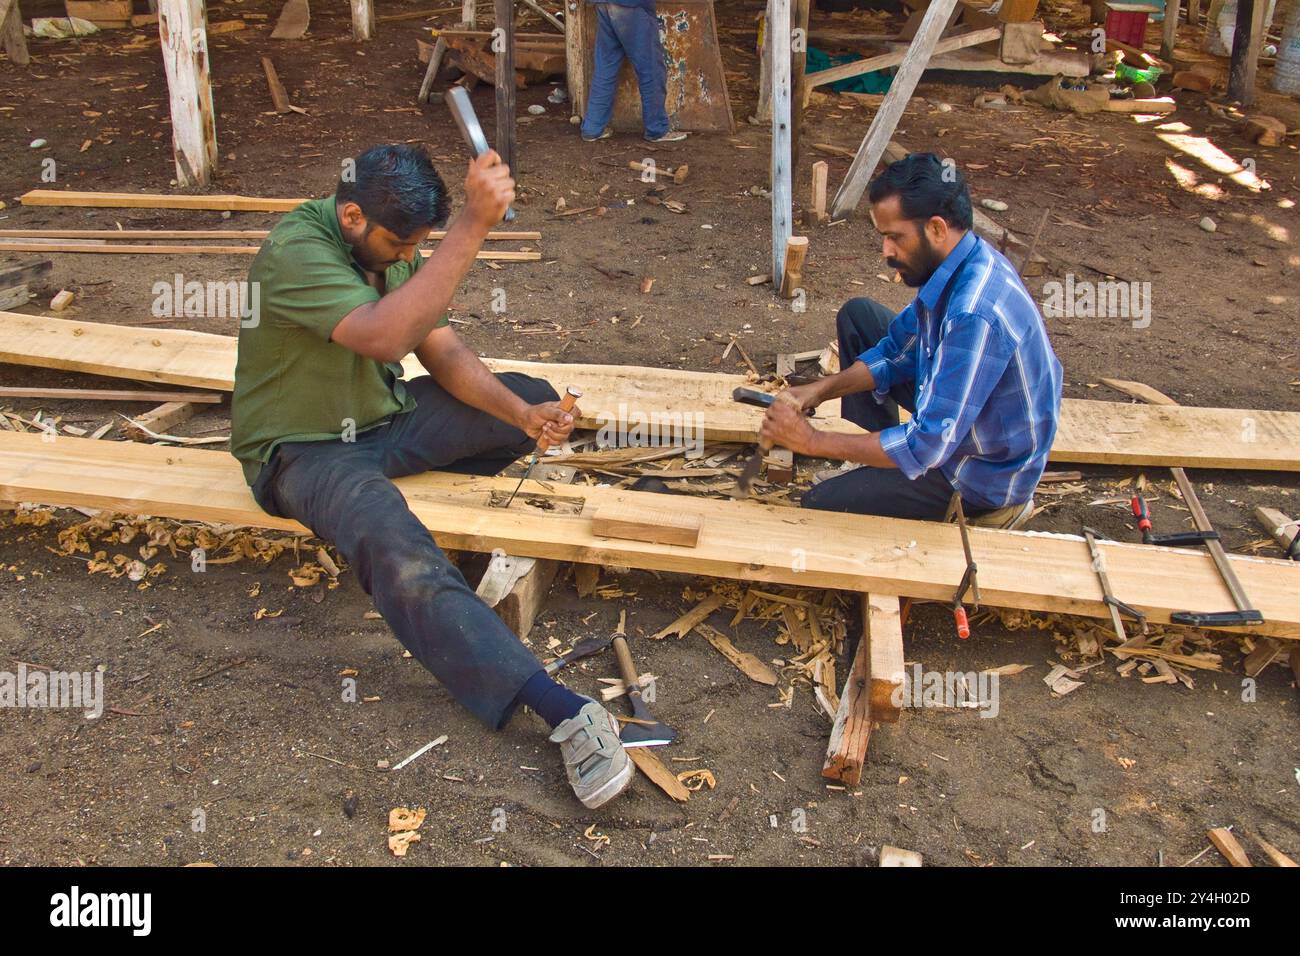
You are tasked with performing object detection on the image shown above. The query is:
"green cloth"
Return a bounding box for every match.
[230,196,445,485]
[806,45,894,95]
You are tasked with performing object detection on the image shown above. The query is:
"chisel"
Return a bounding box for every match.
[503,386,581,508]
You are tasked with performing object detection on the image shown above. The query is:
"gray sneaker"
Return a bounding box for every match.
[548,697,634,809]
[645,130,688,143]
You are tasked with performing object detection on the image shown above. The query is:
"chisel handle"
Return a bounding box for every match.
[1130,495,1152,540]
[536,386,582,454]
[953,605,970,640]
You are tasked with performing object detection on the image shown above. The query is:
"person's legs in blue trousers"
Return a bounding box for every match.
[581,3,672,140]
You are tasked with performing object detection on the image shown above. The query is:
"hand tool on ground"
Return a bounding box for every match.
[1159,472,1264,628]
[543,634,613,676]
[444,85,517,222]
[612,635,675,747]
[1082,526,1148,643]
[732,389,803,499]
[503,385,581,508]
[945,493,980,639]
[1130,494,1219,547]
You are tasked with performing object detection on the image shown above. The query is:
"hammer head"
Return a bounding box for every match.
[444,86,490,157]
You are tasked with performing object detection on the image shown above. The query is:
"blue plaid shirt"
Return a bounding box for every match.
[860,230,1063,510]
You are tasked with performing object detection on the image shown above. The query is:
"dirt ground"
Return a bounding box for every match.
[1,1,1298,867]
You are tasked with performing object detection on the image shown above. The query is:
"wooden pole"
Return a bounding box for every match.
[563,0,585,121]
[0,0,29,67]
[158,0,218,188]
[1227,0,1261,105]
[753,0,773,122]
[829,0,961,219]
[791,0,810,171]
[351,0,375,40]
[770,0,792,281]
[495,0,518,178]
[1161,0,1180,61]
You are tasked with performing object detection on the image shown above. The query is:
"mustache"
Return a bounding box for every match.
[886,257,907,273]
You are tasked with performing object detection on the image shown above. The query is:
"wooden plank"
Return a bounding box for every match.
[829,0,967,219]
[627,747,690,801]
[1249,832,1298,867]
[0,258,52,286]
[865,593,905,723]
[0,243,539,261]
[771,0,793,280]
[159,0,218,187]
[1208,827,1253,867]
[0,387,220,403]
[3,315,1300,472]
[807,24,998,89]
[20,190,303,213]
[591,502,701,548]
[1101,377,1179,406]
[0,228,541,240]
[1,432,1298,638]
[122,401,200,440]
[823,617,870,784]
[261,57,293,113]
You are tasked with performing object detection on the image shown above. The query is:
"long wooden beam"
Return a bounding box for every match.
[0,229,542,241]
[20,190,305,212]
[2,314,1298,472]
[0,243,540,261]
[1,431,1297,638]
[806,25,999,88]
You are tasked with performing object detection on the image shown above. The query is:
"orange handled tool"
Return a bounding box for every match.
[503,386,581,508]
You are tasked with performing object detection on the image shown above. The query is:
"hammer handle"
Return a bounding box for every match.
[613,635,639,688]
[536,386,581,454]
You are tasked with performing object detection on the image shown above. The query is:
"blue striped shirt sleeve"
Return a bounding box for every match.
[877,312,1014,479]
[858,303,919,397]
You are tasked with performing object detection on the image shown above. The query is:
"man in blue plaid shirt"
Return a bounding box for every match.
[761,153,1062,527]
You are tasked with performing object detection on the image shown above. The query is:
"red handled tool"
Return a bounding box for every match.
[947,493,980,639]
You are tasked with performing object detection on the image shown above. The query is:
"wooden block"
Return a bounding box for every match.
[866,593,906,723]
[1242,116,1287,147]
[591,502,701,548]
[764,447,794,484]
[0,285,29,311]
[810,161,829,225]
[65,0,133,26]
[1254,506,1298,556]
[880,845,923,866]
[778,236,809,299]
[1103,97,1177,113]
[1243,637,1284,677]
[122,402,197,440]
[1000,20,1043,65]
[1173,70,1214,93]
[50,290,75,312]
[823,619,871,785]
[1208,827,1253,867]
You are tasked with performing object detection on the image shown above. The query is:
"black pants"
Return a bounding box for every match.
[801,297,961,521]
[251,373,556,730]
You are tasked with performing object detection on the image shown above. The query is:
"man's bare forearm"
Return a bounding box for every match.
[415,327,530,429]
[337,215,488,362]
[807,428,896,469]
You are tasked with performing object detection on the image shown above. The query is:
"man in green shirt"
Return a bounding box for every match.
[231,144,633,809]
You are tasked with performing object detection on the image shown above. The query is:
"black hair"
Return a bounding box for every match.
[335,144,450,236]
[867,152,973,231]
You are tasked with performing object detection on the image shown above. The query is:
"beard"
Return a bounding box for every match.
[886,232,944,288]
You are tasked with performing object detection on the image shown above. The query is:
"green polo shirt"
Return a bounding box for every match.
[230,196,447,485]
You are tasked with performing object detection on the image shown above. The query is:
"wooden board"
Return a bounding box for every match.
[807,25,1000,88]
[1208,827,1253,867]
[591,502,701,548]
[0,228,541,241]
[20,190,307,213]
[0,242,539,261]
[4,314,1299,473]
[0,387,220,403]
[3,431,1298,639]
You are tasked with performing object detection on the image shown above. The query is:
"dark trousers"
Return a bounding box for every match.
[801,297,960,521]
[251,373,557,730]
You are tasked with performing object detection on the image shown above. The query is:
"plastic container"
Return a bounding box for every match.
[1105,3,1161,47]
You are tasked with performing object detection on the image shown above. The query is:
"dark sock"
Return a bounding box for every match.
[516,670,587,729]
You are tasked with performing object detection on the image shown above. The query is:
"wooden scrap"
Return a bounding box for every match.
[1242,116,1287,147]
[651,592,725,640]
[880,845,923,867]
[810,161,829,225]
[697,623,778,685]
[1207,827,1252,867]
[628,747,690,802]
[591,502,702,548]
[270,0,309,39]
[574,562,599,598]
[122,402,200,441]
[764,447,794,484]
[778,236,809,299]
[823,613,870,785]
[261,57,299,115]
[1242,637,1284,677]
[50,290,76,312]
[1102,97,1176,114]
[1254,506,1298,556]
[1248,832,1298,868]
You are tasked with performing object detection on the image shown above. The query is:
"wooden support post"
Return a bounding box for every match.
[351,0,375,40]
[1160,0,1180,62]
[791,0,810,169]
[753,1,773,123]
[419,38,449,102]
[1186,0,1200,26]
[778,235,808,298]
[464,0,477,26]
[494,0,518,178]
[1227,0,1261,106]
[158,0,218,188]
[0,0,30,67]
[810,159,828,224]
[770,0,792,281]
[829,0,961,219]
